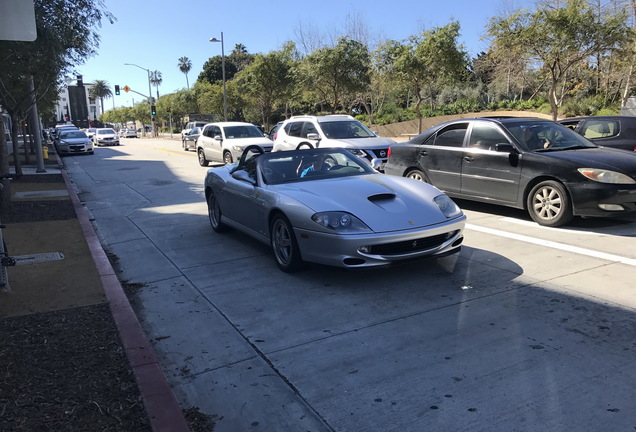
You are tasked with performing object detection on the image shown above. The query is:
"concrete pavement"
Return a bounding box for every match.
[0,151,191,432]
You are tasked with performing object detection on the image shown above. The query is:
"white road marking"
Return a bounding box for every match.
[466,223,636,267]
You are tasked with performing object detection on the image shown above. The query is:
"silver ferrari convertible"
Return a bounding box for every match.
[204,146,466,272]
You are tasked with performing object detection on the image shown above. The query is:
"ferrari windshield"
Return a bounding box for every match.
[259,148,375,185]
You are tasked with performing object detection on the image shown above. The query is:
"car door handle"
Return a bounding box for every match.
[463,156,474,162]
[418,150,428,157]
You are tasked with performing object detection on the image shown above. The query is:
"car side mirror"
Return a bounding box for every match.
[494,143,517,153]
[214,135,222,141]
[307,133,320,141]
[231,169,256,185]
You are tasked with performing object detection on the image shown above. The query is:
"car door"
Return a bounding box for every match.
[199,125,213,157]
[207,125,223,162]
[220,157,265,233]
[415,123,468,194]
[459,122,522,203]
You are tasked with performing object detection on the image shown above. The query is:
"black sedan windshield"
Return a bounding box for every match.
[505,121,597,152]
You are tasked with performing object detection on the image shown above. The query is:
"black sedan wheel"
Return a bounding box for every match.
[198,149,209,166]
[270,215,303,273]
[527,180,573,227]
[405,169,428,183]
[207,191,227,233]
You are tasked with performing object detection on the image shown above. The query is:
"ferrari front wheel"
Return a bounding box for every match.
[270,215,303,272]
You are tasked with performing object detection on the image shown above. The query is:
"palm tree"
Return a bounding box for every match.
[150,70,162,100]
[178,56,192,89]
[88,80,112,115]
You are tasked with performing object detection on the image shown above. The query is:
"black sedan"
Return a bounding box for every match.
[385,117,636,227]
[558,115,636,152]
[182,126,201,151]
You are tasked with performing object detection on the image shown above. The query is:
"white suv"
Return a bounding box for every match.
[272,115,396,171]
[196,122,273,166]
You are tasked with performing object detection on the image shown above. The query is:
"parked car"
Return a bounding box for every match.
[266,121,283,140]
[119,128,138,138]
[182,126,202,151]
[181,121,208,140]
[85,128,96,140]
[272,115,396,172]
[384,117,636,227]
[204,146,465,272]
[197,121,273,166]
[52,124,78,144]
[558,115,636,151]
[93,128,120,146]
[55,129,93,155]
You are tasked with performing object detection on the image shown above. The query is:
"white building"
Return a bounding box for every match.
[53,77,99,127]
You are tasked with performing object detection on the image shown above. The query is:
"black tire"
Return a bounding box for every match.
[198,149,209,166]
[270,214,303,273]
[405,169,429,183]
[207,191,227,233]
[223,151,234,165]
[296,143,314,150]
[527,180,573,227]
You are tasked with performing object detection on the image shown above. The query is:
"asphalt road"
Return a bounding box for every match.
[64,137,636,432]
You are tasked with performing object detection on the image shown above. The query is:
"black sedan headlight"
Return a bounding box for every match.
[311,212,371,233]
[577,168,636,184]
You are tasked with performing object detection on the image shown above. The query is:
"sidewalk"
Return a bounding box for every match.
[0,150,192,431]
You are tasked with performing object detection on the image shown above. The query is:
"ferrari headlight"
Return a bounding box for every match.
[434,195,463,218]
[578,168,635,184]
[311,212,371,232]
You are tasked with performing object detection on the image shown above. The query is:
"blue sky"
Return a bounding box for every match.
[75,0,532,109]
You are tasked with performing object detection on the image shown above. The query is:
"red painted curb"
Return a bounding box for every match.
[57,155,191,432]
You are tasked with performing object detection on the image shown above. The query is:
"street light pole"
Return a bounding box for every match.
[124,63,155,136]
[210,32,227,122]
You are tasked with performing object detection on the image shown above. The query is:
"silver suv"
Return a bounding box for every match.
[272,115,396,171]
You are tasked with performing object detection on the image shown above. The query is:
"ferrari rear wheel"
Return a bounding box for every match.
[207,191,227,233]
[270,215,303,272]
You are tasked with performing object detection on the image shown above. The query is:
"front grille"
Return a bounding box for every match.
[369,148,389,159]
[366,230,459,255]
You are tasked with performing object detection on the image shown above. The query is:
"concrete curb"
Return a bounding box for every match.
[57,153,191,432]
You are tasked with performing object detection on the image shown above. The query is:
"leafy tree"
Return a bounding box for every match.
[88,79,112,115]
[198,55,238,85]
[234,48,296,127]
[384,22,470,132]
[487,0,630,119]
[0,0,113,196]
[178,57,192,89]
[298,37,371,113]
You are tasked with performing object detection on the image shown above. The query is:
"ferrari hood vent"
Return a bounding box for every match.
[367,193,397,202]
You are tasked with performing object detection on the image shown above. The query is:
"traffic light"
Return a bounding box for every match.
[115,85,120,95]
[151,105,156,115]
